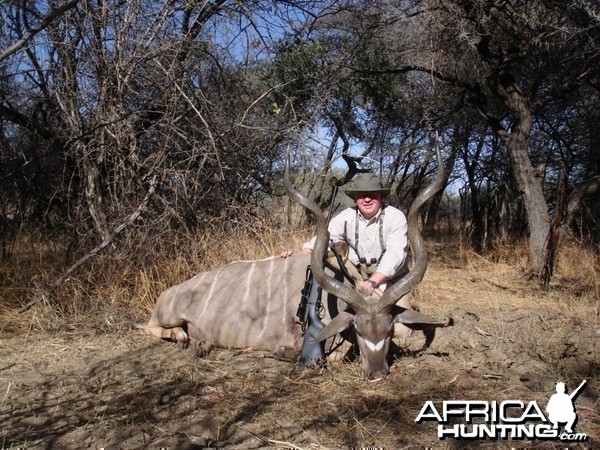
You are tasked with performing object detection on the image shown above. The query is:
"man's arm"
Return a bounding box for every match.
[376,207,409,278]
[358,272,387,295]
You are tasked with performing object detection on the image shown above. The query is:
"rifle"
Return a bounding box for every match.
[569,379,587,400]
[296,154,363,366]
[296,264,326,365]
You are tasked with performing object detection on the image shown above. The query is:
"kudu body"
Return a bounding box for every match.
[145,250,362,354]
[146,253,313,353]
[146,149,450,380]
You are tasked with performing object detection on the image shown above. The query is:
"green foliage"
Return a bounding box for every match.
[269,37,339,120]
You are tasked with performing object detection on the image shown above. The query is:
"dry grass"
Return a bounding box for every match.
[0,224,598,448]
[0,222,313,332]
[1,223,598,333]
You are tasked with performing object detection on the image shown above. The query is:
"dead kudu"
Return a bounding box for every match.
[146,150,451,380]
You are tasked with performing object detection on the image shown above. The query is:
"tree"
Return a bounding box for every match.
[307,0,599,275]
[437,0,599,274]
[0,0,327,257]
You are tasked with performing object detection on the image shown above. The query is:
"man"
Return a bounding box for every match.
[546,382,578,433]
[281,172,412,336]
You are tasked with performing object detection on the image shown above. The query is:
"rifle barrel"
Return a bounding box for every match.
[569,379,587,400]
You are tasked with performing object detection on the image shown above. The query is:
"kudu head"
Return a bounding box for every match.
[285,148,450,381]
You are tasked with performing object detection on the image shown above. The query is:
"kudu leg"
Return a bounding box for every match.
[191,339,214,357]
[145,318,190,345]
[393,294,413,339]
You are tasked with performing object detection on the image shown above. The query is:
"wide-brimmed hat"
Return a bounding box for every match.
[344,172,390,198]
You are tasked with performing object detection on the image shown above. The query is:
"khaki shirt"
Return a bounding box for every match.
[303,205,408,279]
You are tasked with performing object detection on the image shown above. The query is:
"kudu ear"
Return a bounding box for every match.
[312,311,355,342]
[393,307,452,330]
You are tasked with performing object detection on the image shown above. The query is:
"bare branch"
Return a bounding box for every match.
[154,58,224,181]
[0,0,82,62]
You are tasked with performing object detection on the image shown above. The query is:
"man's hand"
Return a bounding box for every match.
[279,249,294,258]
[357,273,387,296]
[358,279,376,295]
[280,248,312,258]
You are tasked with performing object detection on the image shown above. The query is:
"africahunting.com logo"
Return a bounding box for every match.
[416,380,588,442]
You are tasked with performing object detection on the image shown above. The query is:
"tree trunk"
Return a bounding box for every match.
[426,134,458,230]
[566,175,600,228]
[460,131,487,252]
[466,22,553,275]
[490,75,550,275]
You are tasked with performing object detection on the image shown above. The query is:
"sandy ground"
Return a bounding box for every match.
[1,264,598,449]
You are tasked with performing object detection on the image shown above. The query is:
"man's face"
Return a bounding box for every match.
[354,192,383,219]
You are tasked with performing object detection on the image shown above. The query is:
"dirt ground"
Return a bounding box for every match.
[1,262,598,449]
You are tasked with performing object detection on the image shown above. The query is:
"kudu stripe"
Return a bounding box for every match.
[256,257,275,344]
[200,266,224,318]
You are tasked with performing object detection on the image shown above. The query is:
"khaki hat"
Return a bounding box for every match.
[344,172,390,198]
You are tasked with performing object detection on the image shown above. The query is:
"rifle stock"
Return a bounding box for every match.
[298,266,325,366]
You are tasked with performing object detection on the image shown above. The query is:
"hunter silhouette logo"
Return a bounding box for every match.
[416,379,588,441]
[546,380,587,434]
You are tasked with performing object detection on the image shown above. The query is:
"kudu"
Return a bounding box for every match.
[145,149,450,380]
[284,147,452,380]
